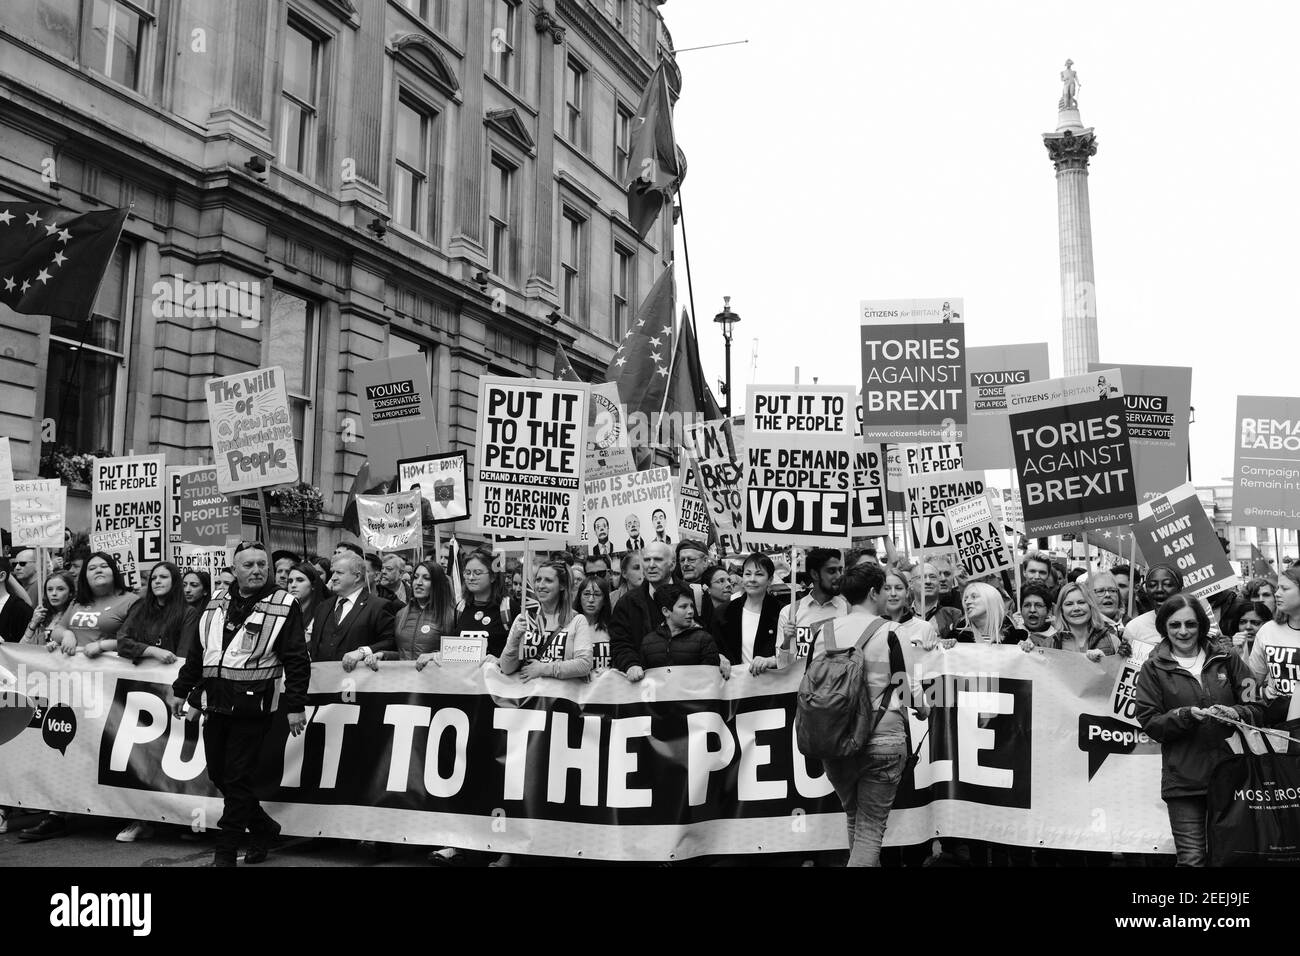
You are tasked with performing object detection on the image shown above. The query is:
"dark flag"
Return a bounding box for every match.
[553,344,582,383]
[605,266,675,418]
[664,307,722,419]
[604,268,675,468]
[0,204,129,321]
[625,62,685,240]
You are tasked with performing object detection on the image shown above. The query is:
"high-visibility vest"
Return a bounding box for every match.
[199,587,296,683]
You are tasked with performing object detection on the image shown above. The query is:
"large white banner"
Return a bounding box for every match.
[0,644,1172,859]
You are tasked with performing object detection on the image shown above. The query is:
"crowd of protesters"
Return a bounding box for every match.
[1,525,1298,868]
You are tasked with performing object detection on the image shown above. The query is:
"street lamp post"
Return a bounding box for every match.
[713,296,741,418]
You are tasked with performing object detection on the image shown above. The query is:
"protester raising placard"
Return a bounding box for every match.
[91,454,165,589]
[743,385,856,546]
[471,377,588,539]
[204,365,299,494]
[947,492,1013,581]
[1006,369,1138,536]
[963,343,1050,471]
[859,298,967,442]
[1088,363,1192,503]
[1133,483,1239,598]
[1233,395,1300,531]
[582,466,678,556]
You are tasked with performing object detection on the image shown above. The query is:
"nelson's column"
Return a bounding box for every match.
[1043,59,1100,376]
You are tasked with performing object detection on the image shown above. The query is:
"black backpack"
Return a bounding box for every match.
[795,618,902,760]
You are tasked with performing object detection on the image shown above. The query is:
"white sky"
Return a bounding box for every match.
[665,0,1298,486]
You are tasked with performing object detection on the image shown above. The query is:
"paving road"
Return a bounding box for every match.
[0,808,433,867]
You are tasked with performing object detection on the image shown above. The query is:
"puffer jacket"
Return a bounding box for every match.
[1134,638,1283,799]
[638,625,720,669]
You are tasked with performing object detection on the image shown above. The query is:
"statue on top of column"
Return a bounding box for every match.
[1059,59,1080,111]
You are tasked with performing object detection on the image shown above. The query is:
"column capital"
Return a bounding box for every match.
[1043,128,1098,171]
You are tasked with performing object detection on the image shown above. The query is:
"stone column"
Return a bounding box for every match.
[1043,120,1099,377]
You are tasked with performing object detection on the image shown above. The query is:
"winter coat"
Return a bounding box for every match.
[1134,638,1282,799]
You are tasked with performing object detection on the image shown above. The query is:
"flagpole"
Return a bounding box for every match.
[676,188,700,336]
[655,270,683,448]
[1127,535,1137,620]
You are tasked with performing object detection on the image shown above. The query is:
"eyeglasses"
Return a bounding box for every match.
[464,570,488,578]
[587,569,609,578]
[1093,588,1120,596]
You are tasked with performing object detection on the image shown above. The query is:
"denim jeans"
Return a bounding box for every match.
[823,732,907,867]
[1165,796,1207,867]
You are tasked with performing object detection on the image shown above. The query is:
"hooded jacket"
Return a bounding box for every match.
[1134,638,1280,799]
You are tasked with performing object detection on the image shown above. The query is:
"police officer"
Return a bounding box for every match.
[170,542,309,867]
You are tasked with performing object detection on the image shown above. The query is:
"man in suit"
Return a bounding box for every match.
[310,552,396,670]
[590,516,613,558]
[651,508,672,545]
[0,555,34,643]
[624,515,645,554]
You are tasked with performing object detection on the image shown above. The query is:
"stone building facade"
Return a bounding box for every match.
[0,0,679,552]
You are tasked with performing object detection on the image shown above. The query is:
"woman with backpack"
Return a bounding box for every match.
[798,562,926,866]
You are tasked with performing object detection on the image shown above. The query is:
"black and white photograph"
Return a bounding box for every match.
[0,0,1297,939]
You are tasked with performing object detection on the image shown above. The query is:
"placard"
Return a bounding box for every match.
[964,343,1051,470]
[166,465,237,577]
[859,298,967,441]
[441,634,487,663]
[94,528,140,591]
[91,454,165,582]
[355,491,423,551]
[353,354,437,493]
[472,377,588,539]
[677,456,713,542]
[586,382,634,479]
[582,466,678,556]
[851,442,889,537]
[1233,395,1300,531]
[1006,369,1138,536]
[1133,483,1239,599]
[11,479,65,548]
[743,385,855,546]
[398,451,470,525]
[1109,641,1153,728]
[947,492,1013,580]
[903,467,986,559]
[204,365,299,493]
[1088,363,1192,502]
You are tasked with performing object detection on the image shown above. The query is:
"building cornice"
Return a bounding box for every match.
[553,0,673,93]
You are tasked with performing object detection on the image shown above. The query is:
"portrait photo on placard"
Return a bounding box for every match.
[398,450,469,525]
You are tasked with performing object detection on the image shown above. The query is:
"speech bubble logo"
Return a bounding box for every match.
[41,704,77,755]
[0,691,36,746]
[1077,714,1160,779]
[27,697,49,729]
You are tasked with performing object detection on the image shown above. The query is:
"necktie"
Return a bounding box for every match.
[335,598,348,625]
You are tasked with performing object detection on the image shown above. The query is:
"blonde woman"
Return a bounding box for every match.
[946,581,1026,647]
